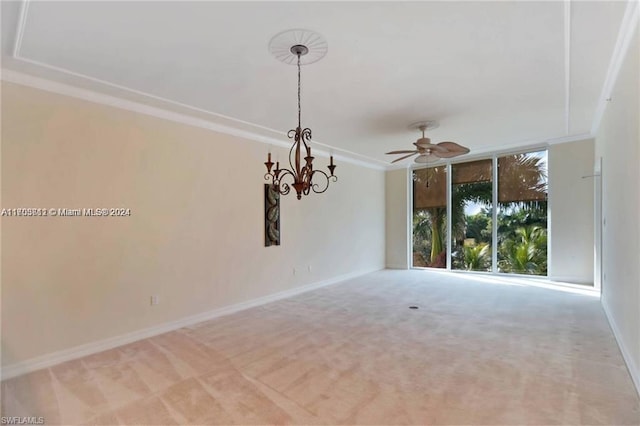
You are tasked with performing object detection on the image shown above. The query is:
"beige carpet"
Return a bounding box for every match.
[2,269,639,425]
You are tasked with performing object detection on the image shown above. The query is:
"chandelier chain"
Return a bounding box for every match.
[297,52,302,129]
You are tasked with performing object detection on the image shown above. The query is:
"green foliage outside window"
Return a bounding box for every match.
[413,152,548,275]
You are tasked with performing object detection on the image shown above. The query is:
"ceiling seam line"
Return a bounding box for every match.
[12,0,30,58]
[564,0,571,135]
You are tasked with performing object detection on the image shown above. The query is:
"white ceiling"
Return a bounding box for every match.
[0,1,629,166]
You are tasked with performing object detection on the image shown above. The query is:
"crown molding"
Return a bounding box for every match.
[591,0,639,135]
[8,63,591,173]
[1,68,387,171]
[8,0,386,171]
[544,132,593,146]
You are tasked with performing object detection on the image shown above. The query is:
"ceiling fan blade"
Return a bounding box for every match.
[414,142,447,152]
[436,141,470,154]
[386,150,418,155]
[385,130,471,163]
[436,150,466,158]
[414,154,440,164]
[391,152,419,163]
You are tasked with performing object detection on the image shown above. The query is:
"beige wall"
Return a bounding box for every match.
[385,169,409,269]
[548,139,595,284]
[595,25,639,390]
[1,82,385,367]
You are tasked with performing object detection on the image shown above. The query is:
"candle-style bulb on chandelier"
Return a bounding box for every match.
[265,30,336,200]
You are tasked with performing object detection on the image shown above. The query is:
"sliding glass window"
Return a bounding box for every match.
[497,151,548,275]
[451,160,493,272]
[413,166,447,268]
[411,149,548,275]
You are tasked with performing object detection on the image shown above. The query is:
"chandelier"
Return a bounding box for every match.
[265,30,336,200]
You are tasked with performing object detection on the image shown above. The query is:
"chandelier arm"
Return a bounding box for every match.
[287,129,300,175]
[309,169,338,195]
[303,166,313,196]
[272,168,296,196]
[280,183,291,196]
[300,128,312,155]
[276,168,296,182]
[287,129,297,170]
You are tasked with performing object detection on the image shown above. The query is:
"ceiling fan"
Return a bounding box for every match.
[386,121,470,164]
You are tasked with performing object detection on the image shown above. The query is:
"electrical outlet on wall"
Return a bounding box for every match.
[150,295,159,306]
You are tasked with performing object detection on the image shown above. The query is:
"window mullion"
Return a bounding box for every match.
[492,155,498,273]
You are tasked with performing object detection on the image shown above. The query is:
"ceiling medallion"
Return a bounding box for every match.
[264,29,336,200]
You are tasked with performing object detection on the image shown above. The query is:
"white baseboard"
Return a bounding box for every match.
[601,298,640,397]
[548,275,594,286]
[1,268,380,380]
[385,264,409,270]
